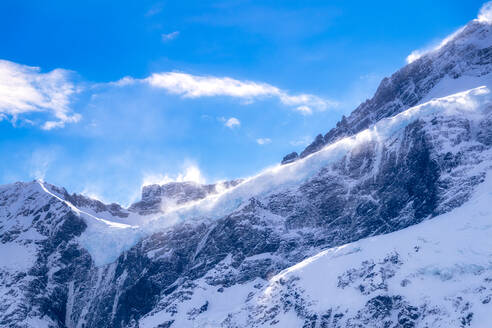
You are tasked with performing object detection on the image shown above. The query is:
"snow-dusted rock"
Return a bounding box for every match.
[2,14,492,328]
[129,179,243,215]
[289,19,492,161]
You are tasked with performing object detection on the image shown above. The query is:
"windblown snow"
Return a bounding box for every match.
[139,158,492,328]
[76,85,492,265]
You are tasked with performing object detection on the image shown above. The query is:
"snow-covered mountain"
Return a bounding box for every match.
[2,11,492,328]
[282,16,492,163]
[140,169,492,327]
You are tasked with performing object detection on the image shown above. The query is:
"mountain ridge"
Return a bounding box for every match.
[2,12,492,328]
[282,18,492,164]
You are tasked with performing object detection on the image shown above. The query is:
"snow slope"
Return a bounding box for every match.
[291,16,492,161]
[241,168,492,327]
[139,163,492,328]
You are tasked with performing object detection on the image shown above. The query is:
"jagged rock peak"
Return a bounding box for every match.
[283,17,492,162]
[281,151,299,164]
[38,180,130,218]
[128,179,244,214]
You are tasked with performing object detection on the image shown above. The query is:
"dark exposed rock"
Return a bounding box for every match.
[129,179,243,215]
[281,151,299,165]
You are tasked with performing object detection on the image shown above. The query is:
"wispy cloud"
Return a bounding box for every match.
[478,1,492,23]
[289,136,311,147]
[219,116,240,128]
[143,163,206,186]
[81,187,108,203]
[295,105,312,115]
[145,2,164,17]
[256,138,271,145]
[0,60,333,132]
[0,59,80,129]
[405,26,465,64]
[161,31,180,42]
[118,72,335,113]
[28,148,58,181]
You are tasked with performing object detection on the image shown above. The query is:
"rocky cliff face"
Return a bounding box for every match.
[283,19,492,163]
[224,172,492,327]
[129,180,243,215]
[2,16,492,328]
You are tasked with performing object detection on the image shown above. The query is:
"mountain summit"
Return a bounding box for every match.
[283,17,492,164]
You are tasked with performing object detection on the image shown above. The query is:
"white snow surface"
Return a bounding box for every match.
[0,242,37,272]
[139,278,262,328]
[139,165,492,327]
[243,166,492,327]
[77,85,492,265]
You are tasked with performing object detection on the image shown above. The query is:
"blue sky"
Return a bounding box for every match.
[0,0,487,205]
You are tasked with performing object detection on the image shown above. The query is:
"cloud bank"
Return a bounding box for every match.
[1,58,333,131]
[121,72,335,113]
[0,59,80,129]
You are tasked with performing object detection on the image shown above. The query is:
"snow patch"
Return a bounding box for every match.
[0,242,36,272]
[139,279,261,328]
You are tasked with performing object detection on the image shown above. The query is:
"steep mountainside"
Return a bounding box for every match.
[1,15,492,328]
[212,172,492,327]
[282,18,492,163]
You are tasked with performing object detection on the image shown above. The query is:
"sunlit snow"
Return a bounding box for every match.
[70,86,492,266]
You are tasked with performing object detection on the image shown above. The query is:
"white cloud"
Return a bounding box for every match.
[405,50,426,64]
[143,163,206,186]
[111,76,135,87]
[295,105,312,115]
[119,72,335,113]
[478,1,492,23]
[0,59,80,129]
[161,31,180,42]
[256,138,271,145]
[146,72,278,98]
[219,116,240,128]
